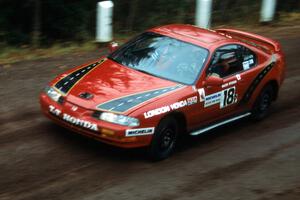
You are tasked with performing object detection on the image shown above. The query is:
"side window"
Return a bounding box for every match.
[207,44,257,78]
[207,45,244,78]
[240,45,257,70]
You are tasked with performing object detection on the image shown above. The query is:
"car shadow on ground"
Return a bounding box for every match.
[45,122,148,161]
[176,118,253,152]
[44,117,257,162]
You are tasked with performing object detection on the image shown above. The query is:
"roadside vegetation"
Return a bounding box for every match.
[0,42,97,65]
[0,0,299,65]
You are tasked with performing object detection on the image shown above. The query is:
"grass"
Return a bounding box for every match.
[0,41,98,65]
[214,12,300,27]
[276,12,300,26]
[0,33,135,65]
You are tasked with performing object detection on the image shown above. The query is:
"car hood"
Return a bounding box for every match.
[56,58,181,113]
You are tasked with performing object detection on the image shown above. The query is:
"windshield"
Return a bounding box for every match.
[108,32,209,85]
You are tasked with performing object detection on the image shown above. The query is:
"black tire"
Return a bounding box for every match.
[251,84,274,121]
[148,117,178,161]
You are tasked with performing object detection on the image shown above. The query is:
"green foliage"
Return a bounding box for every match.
[278,0,300,11]
[212,0,261,25]
[0,0,299,46]
[113,0,194,33]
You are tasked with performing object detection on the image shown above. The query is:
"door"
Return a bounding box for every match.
[197,44,260,123]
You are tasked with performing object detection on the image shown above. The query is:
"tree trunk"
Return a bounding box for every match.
[32,0,41,48]
[219,0,229,22]
[126,0,139,32]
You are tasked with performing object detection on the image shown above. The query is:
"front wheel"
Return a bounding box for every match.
[148,117,178,161]
[251,84,274,121]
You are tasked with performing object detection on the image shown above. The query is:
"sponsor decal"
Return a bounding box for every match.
[242,54,255,70]
[222,80,237,88]
[242,59,254,70]
[198,88,206,102]
[49,105,61,116]
[203,86,237,108]
[187,96,198,106]
[204,92,222,107]
[144,106,170,119]
[49,105,98,131]
[125,127,155,137]
[97,85,183,113]
[222,73,240,88]
[54,59,105,94]
[144,96,198,119]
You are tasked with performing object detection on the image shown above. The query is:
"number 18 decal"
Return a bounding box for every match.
[220,87,237,108]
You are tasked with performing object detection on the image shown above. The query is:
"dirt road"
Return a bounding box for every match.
[0,29,299,200]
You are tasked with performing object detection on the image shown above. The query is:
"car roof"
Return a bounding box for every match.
[149,24,236,49]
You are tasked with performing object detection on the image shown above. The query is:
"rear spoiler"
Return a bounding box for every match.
[216,29,281,52]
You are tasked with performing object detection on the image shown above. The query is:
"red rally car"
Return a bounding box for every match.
[40,24,285,160]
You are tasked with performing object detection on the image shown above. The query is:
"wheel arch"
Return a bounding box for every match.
[266,79,279,101]
[161,111,187,135]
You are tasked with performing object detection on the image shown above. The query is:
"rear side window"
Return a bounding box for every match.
[207,44,257,78]
[240,46,257,70]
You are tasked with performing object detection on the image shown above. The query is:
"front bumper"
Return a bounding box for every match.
[39,93,152,148]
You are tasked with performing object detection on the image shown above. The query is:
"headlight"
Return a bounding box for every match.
[45,86,62,102]
[99,112,140,127]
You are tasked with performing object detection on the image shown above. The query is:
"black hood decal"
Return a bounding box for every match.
[54,59,105,94]
[97,85,183,113]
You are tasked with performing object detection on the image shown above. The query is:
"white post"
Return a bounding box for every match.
[195,0,213,29]
[260,0,277,22]
[96,1,114,42]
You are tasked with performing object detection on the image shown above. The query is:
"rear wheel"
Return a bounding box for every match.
[251,84,274,121]
[148,117,178,161]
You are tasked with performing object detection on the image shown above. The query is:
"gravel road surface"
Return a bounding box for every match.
[0,27,299,200]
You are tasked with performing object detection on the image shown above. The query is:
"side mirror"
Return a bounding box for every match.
[204,75,223,87]
[108,42,119,53]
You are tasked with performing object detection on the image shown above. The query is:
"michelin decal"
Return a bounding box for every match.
[126,127,155,137]
[204,92,222,107]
